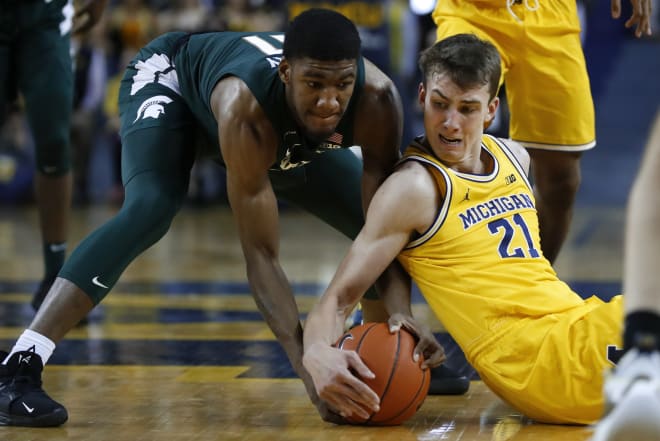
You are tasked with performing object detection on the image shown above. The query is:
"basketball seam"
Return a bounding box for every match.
[366,329,400,424]
[355,322,380,423]
[376,364,429,425]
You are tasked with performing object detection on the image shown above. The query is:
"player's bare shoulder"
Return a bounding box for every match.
[395,160,439,197]
[353,59,403,160]
[210,76,264,124]
[210,76,278,168]
[499,138,531,176]
[356,59,402,123]
[387,160,440,234]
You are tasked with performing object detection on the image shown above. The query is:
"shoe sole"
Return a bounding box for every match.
[0,408,68,427]
[591,381,660,441]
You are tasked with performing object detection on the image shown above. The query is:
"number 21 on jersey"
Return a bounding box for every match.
[488,213,541,259]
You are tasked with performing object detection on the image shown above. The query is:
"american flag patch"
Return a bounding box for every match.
[327,132,343,144]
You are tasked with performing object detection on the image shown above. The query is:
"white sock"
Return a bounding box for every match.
[2,329,56,365]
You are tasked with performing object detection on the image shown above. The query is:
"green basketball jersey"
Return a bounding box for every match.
[172,31,365,170]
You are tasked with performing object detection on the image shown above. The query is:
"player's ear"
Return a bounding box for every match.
[484,96,500,125]
[418,82,426,107]
[278,58,291,84]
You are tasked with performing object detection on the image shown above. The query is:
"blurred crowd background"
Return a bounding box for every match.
[0,0,658,207]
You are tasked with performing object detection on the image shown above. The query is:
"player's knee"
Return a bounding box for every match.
[34,138,71,176]
[122,191,181,240]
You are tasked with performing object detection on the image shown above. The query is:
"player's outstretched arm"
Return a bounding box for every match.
[303,162,439,419]
[212,78,340,418]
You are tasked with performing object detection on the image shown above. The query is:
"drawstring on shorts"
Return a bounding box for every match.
[506,0,539,22]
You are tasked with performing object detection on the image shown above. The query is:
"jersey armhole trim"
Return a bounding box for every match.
[401,155,453,249]
[487,134,533,192]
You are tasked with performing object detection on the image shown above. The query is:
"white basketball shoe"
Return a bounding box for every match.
[591,349,660,441]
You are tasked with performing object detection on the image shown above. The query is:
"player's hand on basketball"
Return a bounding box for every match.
[611,0,653,37]
[303,343,380,420]
[388,313,447,369]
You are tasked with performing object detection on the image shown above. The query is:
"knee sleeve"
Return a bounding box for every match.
[59,171,187,304]
[24,86,72,175]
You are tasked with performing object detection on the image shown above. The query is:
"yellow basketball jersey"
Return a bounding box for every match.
[397,135,622,423]
[398,135,583,357]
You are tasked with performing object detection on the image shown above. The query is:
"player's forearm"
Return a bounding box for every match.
[303,292,347,353]
[376,260,413,317]
[245,250,306,371]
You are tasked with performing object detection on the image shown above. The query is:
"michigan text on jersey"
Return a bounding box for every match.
[459,193,534,230]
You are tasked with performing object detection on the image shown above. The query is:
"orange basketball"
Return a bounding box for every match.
[335,322,430,425]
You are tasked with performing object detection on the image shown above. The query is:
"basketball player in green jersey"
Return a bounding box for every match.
[0,0,107,310]
[0,8,467,427]
[302,34,627,425]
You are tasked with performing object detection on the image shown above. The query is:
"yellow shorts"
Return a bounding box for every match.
[467,295,623,424]
[433,0,595,151]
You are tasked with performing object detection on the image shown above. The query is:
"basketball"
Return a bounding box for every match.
[334,322,430,425]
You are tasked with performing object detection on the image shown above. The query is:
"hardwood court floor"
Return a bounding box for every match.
[0,204,624,441]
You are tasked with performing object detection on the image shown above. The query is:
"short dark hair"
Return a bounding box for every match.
[283,8,361,61]
[419,34,501,100]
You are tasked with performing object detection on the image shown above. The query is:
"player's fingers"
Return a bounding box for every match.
[322,393,369,420]
[636,0,652,35]
[349,398,377,419]
[345,351,375,379]
[387,313,408,333]
[422,349,447,369]
[392,316,423,339]
[323,382,379,417]
[388,322,401,333]
[413,337,445,367]
[347,379,380,408]
[624,0,639,27]
[611,0,622,18]
[636,16,651,36]
[339,370,380,409]
[344,400,374,420]
[625,14,648,37]
[624,0,650,36]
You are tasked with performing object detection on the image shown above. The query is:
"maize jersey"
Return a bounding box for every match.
[397,135,621,423]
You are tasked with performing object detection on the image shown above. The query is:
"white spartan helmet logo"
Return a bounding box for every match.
[134,95,174,123]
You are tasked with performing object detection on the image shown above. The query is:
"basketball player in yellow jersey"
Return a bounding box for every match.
[302,34,625,425]
[431,0,653,263]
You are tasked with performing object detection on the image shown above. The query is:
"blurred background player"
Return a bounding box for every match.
[0,0,108,311]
